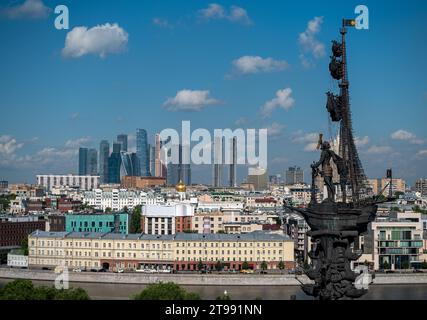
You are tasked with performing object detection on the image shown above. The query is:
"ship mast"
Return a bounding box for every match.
[338,19,367,203]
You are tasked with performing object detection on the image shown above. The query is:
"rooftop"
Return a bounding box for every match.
[29,230,291,242]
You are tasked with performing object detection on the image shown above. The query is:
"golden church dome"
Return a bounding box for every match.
[175,180,186,193]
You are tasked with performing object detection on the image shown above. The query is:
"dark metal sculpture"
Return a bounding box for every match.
[287,19,381,300]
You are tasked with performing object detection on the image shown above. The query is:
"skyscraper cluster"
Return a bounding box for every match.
[213,137,238,188]
[78,129,191,186]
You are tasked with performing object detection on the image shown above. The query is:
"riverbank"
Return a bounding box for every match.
[1,268,427,286]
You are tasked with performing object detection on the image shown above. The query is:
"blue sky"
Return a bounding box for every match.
[0,0,426,185]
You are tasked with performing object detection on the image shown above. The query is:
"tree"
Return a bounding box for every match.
[130,206,141,233]
[278,261,285,273]
[401,261,410,270]
[21,237,29,256]
[382,261,390,270]
[105,207,112,213]
[260,261,268,272]
[133,282,201,300]
[216,292,231,300]
[215,260,223,271]
[197,259,204,271]
[421,260,427,269]
[0,280,90,300]
[242,261,249,270]
[394,191,404,198]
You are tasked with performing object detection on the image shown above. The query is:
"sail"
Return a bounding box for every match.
[326,92,342,121]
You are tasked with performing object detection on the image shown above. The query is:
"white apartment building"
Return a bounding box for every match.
[370,211,424,270]
[141,203,194,235]
[83,189,161,212]
[37,175,100,192]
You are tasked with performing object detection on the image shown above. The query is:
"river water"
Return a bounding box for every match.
[1,279,427,300]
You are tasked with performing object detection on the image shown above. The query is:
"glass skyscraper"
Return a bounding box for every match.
[117,134,128,152]
[167,144,191,186]
[78,147,88,175]
[99,140,110,183]
[87,148,98,175]
[136,129,150,177]
[108,142,122,183]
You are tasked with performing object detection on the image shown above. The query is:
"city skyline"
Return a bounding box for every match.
[0,0,426,185]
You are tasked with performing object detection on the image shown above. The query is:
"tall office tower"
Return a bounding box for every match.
[213,136,223,187]
[415,179,427,196]
[120,152,133,177]
[120,152,141,177]
[149,144,155,176]
[154,134,162,177]
[167,145,191,186]
[117,134,128,152]
[99,140,110,183]
[180,144,191,185]
[78,147,88,175]
[247,167,268,191]
[87,149,98,175]
[285,166,304,185]
[131,153,140,177]
[112,142,121,154]
[136,129,150,177]
[229,137,237,187]
[108,143,122,184]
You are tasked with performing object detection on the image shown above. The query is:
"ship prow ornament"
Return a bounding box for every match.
[286,19,391,300]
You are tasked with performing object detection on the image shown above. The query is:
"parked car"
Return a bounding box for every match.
[72,268,82,272]
[98,268,107,272]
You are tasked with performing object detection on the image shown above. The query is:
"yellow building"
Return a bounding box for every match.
[28,230,295,272]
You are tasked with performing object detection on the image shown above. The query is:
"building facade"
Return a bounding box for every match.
[0,215,46,248]
[83,189,154,212]
[370,211,424,270]
[136,129,150,176]
[121,176,166,189]
[141,203,194,235]
[28,231,295,271]
[99,140,110,184]
[285,166,304,185]
[415,179,427,196]
[37,175,100,192]
[65,213,129,234]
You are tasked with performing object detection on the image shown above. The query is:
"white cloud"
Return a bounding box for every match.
[416,150,427,157]
[261,88,295,118]
[304,142,319,152]
[228,5,252,25]
[271,156,288,164]
[266,122,285,137]
[291,131,320,152]
[65,137,92,148]
[70,112,79,120]
[235,117,247,126]
[391,129,424,145]
[62,23,129,58]
[391,129,415,140]
[163,90,220,111]
[0,135,24,155]
[355,136,370,147]
[2,0,50,19]
[366,145,393,154]
[232,56,288,74]
[298,16,325,68]
[292,132,318,143]
[199,4,252,25]
[153,17,173,28]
